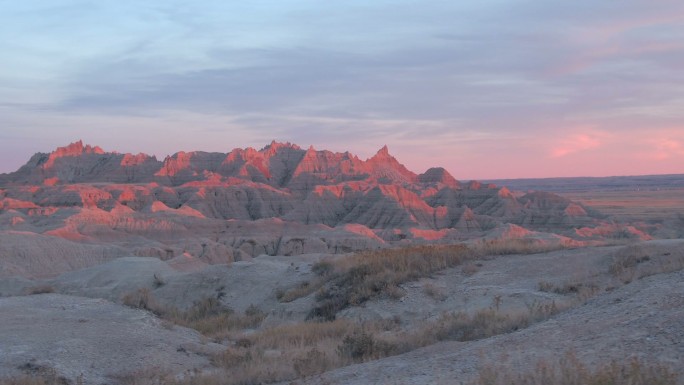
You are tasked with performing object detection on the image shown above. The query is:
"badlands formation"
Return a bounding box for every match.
[0,141,650,278]
[0,141,682,384]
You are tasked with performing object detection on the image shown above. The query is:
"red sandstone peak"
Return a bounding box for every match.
[43,140,105,168]
[366,145,416,183]
[304,145,317,156]
[417,167,459,188]
[261,141,301,154]
[121,153,154,167]
[156,151,193,177]
[372,145,391,158]
[498,186,514,198]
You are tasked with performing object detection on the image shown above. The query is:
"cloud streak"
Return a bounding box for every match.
[550,129,610,158]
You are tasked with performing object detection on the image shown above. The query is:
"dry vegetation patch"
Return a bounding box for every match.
[473,352,681,385]
[111,292,567,385]
[307,244,475,320]
[122,289,265,340]
[299,240,577,320]
[470,238,571,256]
[609,244,684,284]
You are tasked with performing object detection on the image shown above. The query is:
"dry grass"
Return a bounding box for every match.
[276,241,579,321]
[421,302,560,345]
[110,242,579,384]
[538,280,599,299]
[470,238,571,256]
[308,244,475,320]
[473,351,681,385]
[110,295,566,385]
[147,302,561,384]
[304,240,579,320]
[121,289,265,340]
[609,244,684,284]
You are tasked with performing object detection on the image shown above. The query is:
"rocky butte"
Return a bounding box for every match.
[0,140,649,278]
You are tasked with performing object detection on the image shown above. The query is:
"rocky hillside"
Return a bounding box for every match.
[0,141,649,277]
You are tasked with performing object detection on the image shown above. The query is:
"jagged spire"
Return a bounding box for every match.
[375,145,390,157]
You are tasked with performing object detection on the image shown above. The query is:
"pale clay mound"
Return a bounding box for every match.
[0,294,223,385]
[0,231,128,279]
[49,254,321,316]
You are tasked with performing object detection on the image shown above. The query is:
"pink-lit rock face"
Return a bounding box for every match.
[365,145,417,184]
[0,198,38,210]
[156,151,197,177]
[43,140,105,169]
[575,224,652,241]
[564,203,588,217]
[44,177,60,186]
[120,153,152,167]
[409,228,450,240]
[0,140,620,267]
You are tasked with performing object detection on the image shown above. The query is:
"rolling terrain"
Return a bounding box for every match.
[0,142,682,384]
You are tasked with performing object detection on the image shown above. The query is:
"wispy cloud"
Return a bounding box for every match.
[550,129,610,158]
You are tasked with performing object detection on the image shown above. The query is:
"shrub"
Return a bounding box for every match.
[337,331,375,362]
[423,282,447,301]
[461,262,480,276]
[311,260,334,276]
[122,288,159,314]
[26,285,55,295]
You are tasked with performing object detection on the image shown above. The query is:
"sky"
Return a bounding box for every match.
[1,1,683,179]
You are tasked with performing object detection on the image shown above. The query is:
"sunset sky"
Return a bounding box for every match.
[1,1,683,179]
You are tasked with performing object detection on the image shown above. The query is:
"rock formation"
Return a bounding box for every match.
[0,140,647,277]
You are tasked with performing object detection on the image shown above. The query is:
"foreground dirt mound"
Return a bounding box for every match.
[0,231,128,279]
[0,294,222,384]
[303,267,684,384]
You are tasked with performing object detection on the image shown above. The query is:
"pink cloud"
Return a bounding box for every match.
[550,130,609,158]
[647,136,684,160]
